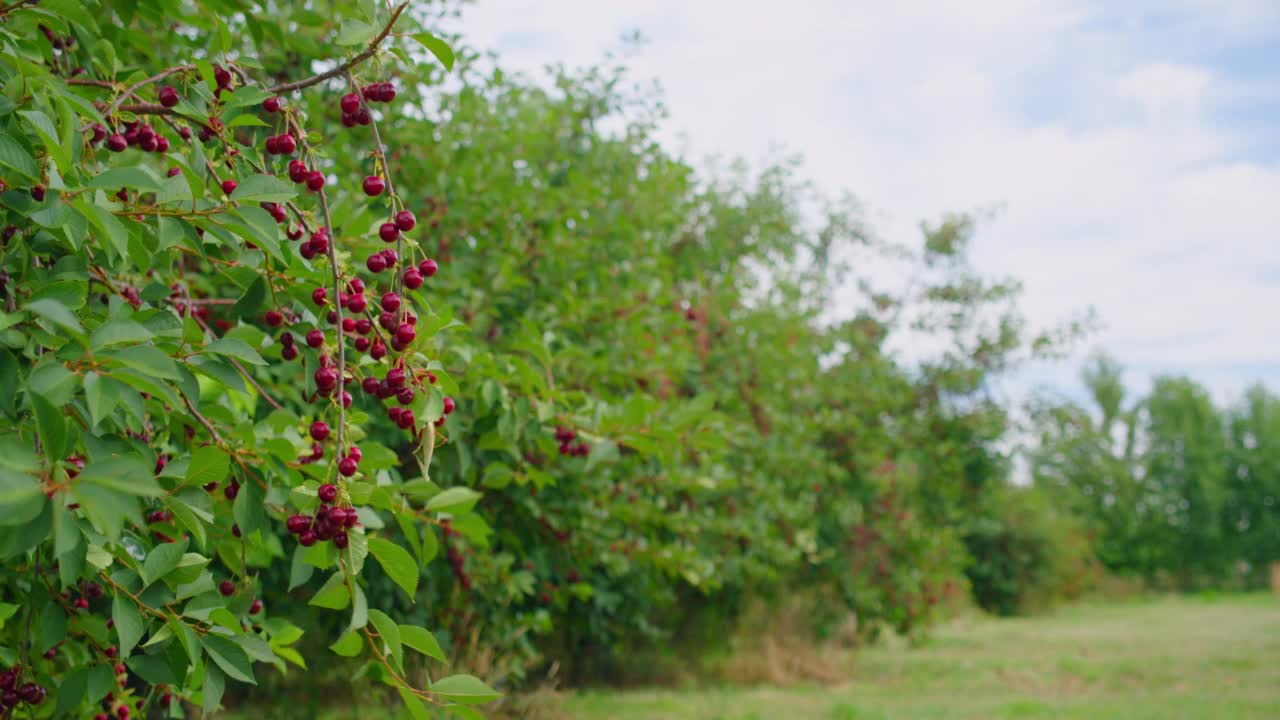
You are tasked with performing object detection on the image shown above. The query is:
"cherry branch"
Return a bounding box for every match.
[104,65,194,119]
[345,70,407,301]
[269,3,410,94]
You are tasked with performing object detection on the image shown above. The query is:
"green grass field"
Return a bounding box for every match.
[555,594,1280,720]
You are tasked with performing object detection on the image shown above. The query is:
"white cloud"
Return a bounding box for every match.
[449,0,1280,401]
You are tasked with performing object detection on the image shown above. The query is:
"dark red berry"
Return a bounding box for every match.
[158,85,180,107]
[262,96,282,113]
[305,328,324,348]
[443,396,456,414]
[249,599,262,615]
[370,342,387,360]
[214,64,232,88]
[220,179,237,195]
[299,530,317,547]
[340,93,361,114]
[395,323,415,345]
[386,367,406,389]
[403,269,423,289]
[362,175,385,197]
[276,134,296,154]
[30,185,46,202]
[366,253,387,273]
[219,580,235,596]
[338,457,358,477]
[306,171,326,192]
[107,134,127,152]
[395,209,416,231]
[264,310,283,327]
[286,515,311,534]
[282,345,299,361]
[333,531,350,549]
[381,292,401,313]
[419,258,438,277]
[288,159,309,183]
[312,287,327,305]
[310,421,331,441]
[397,387,415,405]
[318,483,337,503]
[379,222,399,243]
[224,482,239,500]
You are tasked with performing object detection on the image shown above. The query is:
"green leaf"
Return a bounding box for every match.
[288,545,314,590]
[368,537,418,599]
[368,608,402,670]
[77,200,131,262]
[202,662,225,713]
[205,337,266,365]
[75,483,139,541]
[141,538,189,586]
[85,165,164,193]
[349,582,368,632]
[105,345,180,380]
[0,468,45,527]
[425,486,482,513]
[336,19,375,46]
[233,477,266,535]
[83,372,114,426]
[112,592,145,658]
[26,297,84,334]
[411,32,456,71]
[0,133,38,179]
[308,571,350,610]
[18,110,69,171]
[430,674,500,705]
[329,630,362,657]
[231,276,267,321]
[399,624,446,662]
[229,174,297,203]
[186,446,230,488]
[90,318,153,349]
[398,687,431,720]
[202,634,256,684]
[31,394,69,462]
[81,455,163,496]
[54,668,89,716]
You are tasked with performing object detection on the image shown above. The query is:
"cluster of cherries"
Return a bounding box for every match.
[100,119,174,154]
[555,426,590,456]
[0,667,45,708]
[94,687,147,720]
[286,483,358,548]
[338,82,396,127]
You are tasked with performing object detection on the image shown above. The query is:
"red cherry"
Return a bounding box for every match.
[265,135,280,154]
[333,531,350,548]
[280,331,296,347]
[443,396,456,414]
[306,329,324,348]
[276,134,296,154]
[312,287,328,305]
[262,96,282,113]
[395,323,416,345]
[306,171,326,192]
[377,83,397,102]
[286,515,311,533]
[282,345,299,361]
[341,317,356,332]
[214,64,232,88]
[356,108,371,125]
[310,421,331,441]
[338,457,358,477]
[386,367,406,389]
[219,580,235,596]
[355,319,373,335]
[314,367,339,392]
[224,482,240,500]
[366,253,387,273]
[347,294,368,313]
[397,387,415,405]
[381,292,401,313]
[361,377,380,394]
[249,599,262,615]
[419,258,438,277]
[288,159,309,183]
[340,93,361,114]
[395,209,416,231]
[264,310,283,327]
[370,342,387,360]
[158,85,179,107]
[318,483,337,502]
[299,530,317,547]
[220,179,238,195]
[403,269,423,289]
[347,278,366,294]
[107,134,128,152]
[379,222,399,243]
[362,175,385,197]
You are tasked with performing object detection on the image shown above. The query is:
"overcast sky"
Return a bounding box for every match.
[452,1,1280,404]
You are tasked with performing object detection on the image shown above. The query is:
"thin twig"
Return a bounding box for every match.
[268,3,409,94]
[104,65,194,119]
